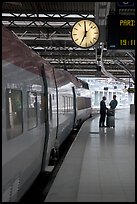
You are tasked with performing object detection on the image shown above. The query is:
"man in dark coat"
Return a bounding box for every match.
[99,96,108,127]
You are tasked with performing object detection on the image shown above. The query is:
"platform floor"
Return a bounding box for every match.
[45,108,135,202]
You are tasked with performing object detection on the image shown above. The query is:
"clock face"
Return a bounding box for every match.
[71,19,100,48]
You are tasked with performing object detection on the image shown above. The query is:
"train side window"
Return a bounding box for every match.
[27,92,37,129]
[69,97,71,111]
[68,97,70,111]
[40,93,45,123]
[77,97,91,110]
[85,97,91,108]
[49,94,52,121]
[6,89,23,140]
[63,96,65,113]
[66,96,68,112]
[70,97,73,110]
[77,97,84,110]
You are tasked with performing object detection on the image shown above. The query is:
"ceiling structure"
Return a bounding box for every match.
[2,2,135,82]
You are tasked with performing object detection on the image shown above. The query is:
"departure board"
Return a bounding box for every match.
[107,15,135,50]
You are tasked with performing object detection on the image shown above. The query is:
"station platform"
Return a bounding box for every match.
[44,108,135,202]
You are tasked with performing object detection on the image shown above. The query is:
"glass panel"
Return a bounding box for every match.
[50,94,52,121]
[63,96,65,113]
[27,92,37,129]
[6,89,23,139]
[77,97,91,110]
[40,93,45,124]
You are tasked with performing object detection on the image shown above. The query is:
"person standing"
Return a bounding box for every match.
[99,96,108,127]
[107,95,118,128]
[109,95,118,111]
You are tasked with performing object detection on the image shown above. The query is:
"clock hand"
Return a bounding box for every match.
[85,21,88,37]
[80,21,87,45]
[84,21,86,33]
[80,34,86,45]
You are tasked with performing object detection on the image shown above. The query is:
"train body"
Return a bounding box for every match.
[2,26,92,202]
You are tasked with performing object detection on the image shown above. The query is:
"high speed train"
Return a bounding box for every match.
[2,26,92,202]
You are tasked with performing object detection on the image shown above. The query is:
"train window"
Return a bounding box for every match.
[63,96,73,113]
[66,96,68,112]
[49,94,52,121]
[77,97,91,110]
[27,92,37,129]
[69,98,70,111]
[69,97,72,111]
[40,93,45,123]
[40,94,46,123]
[63,96,73,112]
[85,98,91,108]
[63,96,65,112]
[71,97,73,110]
[77,97,83,110]
[68,97,70,111]
[6,89,23,140]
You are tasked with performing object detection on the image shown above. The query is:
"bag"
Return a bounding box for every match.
[106,115,115,127]
[107,108,114,116]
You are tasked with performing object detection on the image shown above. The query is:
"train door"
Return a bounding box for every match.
[41,65,58,170]
[40,64,50,171]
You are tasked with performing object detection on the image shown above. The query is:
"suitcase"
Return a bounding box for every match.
[106,115,115,127]
[107,108,114,116]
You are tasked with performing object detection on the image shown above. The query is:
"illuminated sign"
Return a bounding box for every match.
[107,15,135,50]
[116,2,135,8]
[127,87,135,93]
[115,2,135,15]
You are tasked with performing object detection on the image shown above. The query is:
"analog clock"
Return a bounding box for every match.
[71,19,100,48]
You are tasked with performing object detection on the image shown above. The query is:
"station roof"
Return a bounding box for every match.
[2,2,135,82]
